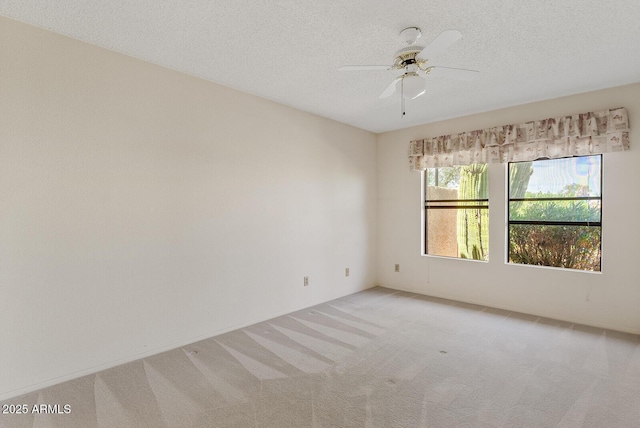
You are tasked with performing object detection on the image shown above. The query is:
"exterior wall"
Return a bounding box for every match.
[426,186,458,257]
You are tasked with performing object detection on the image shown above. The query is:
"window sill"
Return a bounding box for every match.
[422,254,489,263]
[505,262,602,274]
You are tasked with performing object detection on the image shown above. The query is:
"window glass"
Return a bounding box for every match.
[424,164,489,260]
[508,155,602,271]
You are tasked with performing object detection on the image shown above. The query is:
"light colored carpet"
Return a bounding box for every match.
[1,287,639,427]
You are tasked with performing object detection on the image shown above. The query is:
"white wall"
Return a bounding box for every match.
[377,83,640,335]
[0,17,377,400]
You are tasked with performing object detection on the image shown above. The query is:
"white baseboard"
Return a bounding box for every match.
[1,285,374,402]
[378,283,640,336]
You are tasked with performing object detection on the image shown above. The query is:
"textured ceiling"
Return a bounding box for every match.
[2,0,640,133]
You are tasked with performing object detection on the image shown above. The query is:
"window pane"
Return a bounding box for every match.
[507,155,603,271]
[426,207,459,258]
[425,164,488,260]
[509,199,601,222]
[427,207,489,259]
[509,224,601,271]
[509,156,601,199]
[426,166,461,190]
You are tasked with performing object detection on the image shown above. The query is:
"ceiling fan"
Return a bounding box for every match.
[339,27,479,115]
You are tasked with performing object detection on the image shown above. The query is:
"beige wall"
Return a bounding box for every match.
[0,17,377,400]
[377,83,640,335]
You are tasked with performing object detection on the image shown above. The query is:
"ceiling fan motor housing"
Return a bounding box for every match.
[393,46,425,69]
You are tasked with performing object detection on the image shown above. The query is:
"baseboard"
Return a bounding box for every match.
[0,285,374,402]
[378,284,640,336]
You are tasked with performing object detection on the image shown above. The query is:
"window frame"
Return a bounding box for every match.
[506,155,603,271]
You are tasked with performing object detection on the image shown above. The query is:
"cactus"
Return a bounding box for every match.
[456,164,489,260]
[509,162,533,200]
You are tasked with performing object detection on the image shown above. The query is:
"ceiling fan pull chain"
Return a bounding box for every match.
[401,78,406,117]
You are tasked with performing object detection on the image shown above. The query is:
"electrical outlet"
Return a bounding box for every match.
[304,276,309,286]
[395,264,400,272]
[345,268,349,277]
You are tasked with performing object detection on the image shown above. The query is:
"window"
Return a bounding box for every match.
[424,164,489,260]
[508,155,602,271]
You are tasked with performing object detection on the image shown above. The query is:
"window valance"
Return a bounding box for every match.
[409,107,630,170]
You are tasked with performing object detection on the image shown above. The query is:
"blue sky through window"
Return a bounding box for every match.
[525,156,601,196]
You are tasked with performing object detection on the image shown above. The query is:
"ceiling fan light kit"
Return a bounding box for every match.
[401,73,426,99]
[339,26,479,116]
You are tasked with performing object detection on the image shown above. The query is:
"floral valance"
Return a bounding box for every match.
[409,107,630,170]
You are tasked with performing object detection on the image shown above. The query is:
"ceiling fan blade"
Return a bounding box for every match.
[379,77,401,98]
[338,65,391,71]
[428,66,479,81]
[416,30,462,60]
